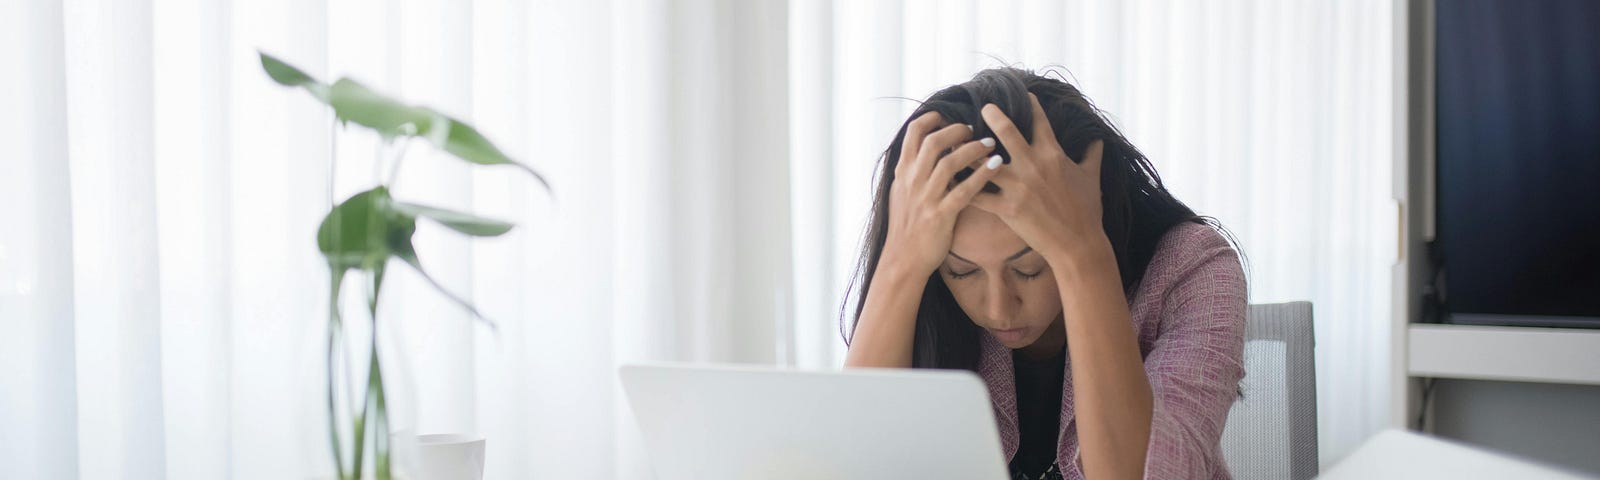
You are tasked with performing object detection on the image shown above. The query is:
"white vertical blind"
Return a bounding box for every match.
[4,0,793,478]
[63,0,166,477]
[0,0,76,478]
[152,0,233,476]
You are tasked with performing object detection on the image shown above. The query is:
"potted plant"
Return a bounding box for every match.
[259,51,547,480]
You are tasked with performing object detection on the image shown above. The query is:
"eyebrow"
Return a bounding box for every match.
[947,246,1034,265]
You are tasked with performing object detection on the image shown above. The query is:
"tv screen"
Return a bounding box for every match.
[1435,0,1600,327]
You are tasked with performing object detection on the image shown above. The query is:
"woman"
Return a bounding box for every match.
[842,68,1246,480]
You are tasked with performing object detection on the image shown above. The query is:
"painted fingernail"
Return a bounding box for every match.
[966,124,975,132]
[979,137,995,148]
[986,155,1003,170]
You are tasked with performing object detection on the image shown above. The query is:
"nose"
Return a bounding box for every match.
[984,274,1018,323]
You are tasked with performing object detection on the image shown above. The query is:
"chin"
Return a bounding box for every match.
[996,338,1033,349]
[987,327,1043,349]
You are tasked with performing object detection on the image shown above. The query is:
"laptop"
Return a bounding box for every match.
[619,363,1010,480]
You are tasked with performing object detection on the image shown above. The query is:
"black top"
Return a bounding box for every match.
[1008,346,1067,480]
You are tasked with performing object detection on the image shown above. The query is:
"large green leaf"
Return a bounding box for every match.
[259,51,329,102]
[317,186,415,273]
[259,53,548,190]
[437,119,551,191]
[317,187,497,329]
[327,78,438,139]
[392,202,515,237]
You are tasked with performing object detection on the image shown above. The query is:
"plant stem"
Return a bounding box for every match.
[357,336,390,480]
[326,109,350,480]
[351,387,367,478]
[361,265,389,480]
[351,264,385,479]
[373,140,386,187]
[373,348,390,480]
[328,269,348,479]
[330,117,339,211]
[386,137,410,187]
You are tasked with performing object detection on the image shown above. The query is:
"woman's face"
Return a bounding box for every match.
[938,206,1065,349]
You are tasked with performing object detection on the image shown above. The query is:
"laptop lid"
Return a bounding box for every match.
[619,363,1009,480]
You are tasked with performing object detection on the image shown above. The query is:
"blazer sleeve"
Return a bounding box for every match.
[1134,229,1247,478]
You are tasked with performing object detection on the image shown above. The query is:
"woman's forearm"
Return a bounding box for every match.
[1048,236,1153,480]
[843,257,929,369]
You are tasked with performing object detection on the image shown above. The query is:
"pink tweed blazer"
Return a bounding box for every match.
[980,221,1247,479]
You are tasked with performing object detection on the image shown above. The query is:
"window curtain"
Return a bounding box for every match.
[3,0,790,478]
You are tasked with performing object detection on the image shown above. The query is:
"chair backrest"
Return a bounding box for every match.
[1220,301,1318,480]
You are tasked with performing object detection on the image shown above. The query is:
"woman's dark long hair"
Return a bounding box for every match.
[841,67,1232,371]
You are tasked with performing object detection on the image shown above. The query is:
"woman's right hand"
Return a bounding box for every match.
[880,112,1005,276]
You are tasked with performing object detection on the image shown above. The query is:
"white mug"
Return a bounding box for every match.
[411,433,486,480]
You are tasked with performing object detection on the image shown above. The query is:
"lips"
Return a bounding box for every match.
[989,327,1029,343]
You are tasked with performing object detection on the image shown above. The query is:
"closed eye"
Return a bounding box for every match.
[947,268,1042,280]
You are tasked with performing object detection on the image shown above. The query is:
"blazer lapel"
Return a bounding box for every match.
[1057,347,1077,474]
[979,331,1081,475]
[978,333,1019,460]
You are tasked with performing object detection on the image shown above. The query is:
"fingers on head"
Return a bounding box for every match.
[980,103,1028,153]
[906,111,944,140]
[896,112,944,175]
[1026,93,1059,146]
[960,184,1005,215]
[1080,139,1106,174]
[918,122,974,161]
[940,157,1007,212]
[932,137,996,181]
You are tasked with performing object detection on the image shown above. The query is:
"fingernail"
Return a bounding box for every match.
[966,124,975,132]
[979,137,995,148]
[986,155,1003,170]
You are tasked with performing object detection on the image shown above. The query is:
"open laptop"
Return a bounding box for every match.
[619,363,1010,480]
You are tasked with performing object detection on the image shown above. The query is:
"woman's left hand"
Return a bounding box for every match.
[969,93,1110,265]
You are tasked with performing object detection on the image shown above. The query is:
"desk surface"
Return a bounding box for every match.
[1317,429,1592,479]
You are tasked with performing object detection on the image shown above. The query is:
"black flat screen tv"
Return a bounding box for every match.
[1435,0,1600,328]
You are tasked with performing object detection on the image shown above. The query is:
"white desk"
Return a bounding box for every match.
[1318,429,1593,479]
